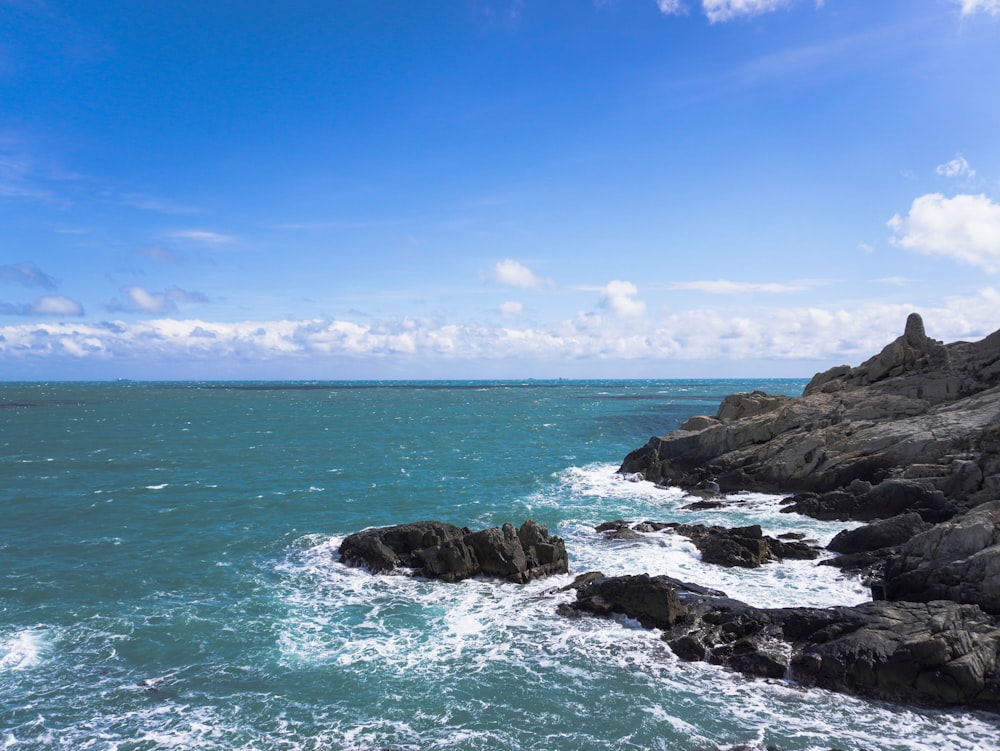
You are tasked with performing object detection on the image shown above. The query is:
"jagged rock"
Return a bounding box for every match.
[562,574,1000,712]
[881,501,1000,614]
[620,315,1000,513]
[338,519,568,583]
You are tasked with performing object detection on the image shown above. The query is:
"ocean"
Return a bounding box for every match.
[2,380,998,751]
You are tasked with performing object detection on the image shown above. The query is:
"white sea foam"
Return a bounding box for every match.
[0,628,48,672]
[266,534,996,751]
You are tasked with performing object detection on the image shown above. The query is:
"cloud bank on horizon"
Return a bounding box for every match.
[2,0,999,379]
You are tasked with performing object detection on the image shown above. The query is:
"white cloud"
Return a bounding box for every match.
[108,285,209,315]
[600,280,646,317]
[3,290,999,371]
[165,230,235,246]
[1,295,85,317]
[888,193,1000,273]
[655,0,687,14]
[487,259,551,290]
[702,0,792,23]
[500,301,524,316]
[32,295,85,316]
[936,155,976,179]
[954,0,1000,16]
[671,279,826,294]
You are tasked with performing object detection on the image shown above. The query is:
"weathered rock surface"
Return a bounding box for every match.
[620,315,1000,514]
[827,513,931,555]
[562,574,1000,712]
[881,500,1000,614]
[339,519,568,583]
[596,520,820,567]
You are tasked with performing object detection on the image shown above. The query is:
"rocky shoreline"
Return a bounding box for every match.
[580,314,1000,712]
[339,315,1000,716]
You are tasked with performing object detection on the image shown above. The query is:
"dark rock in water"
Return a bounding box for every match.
[682,499,726,511]
[571,573,688,629]
[562,573,1000,712]
[881,500,1000,614]
[338,519,568,583]
[598,520,820,567]
[619,315,1000,515]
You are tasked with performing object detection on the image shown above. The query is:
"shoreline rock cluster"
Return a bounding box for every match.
[564,314,1000,712]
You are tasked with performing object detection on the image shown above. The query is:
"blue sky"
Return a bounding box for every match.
[2,0,999,380]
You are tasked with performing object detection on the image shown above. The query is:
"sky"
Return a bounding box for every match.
[2,0,1000,380]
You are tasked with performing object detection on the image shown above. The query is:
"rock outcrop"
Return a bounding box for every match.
[619,315,1000,513]
[561,574,1000,712]
[338,519,568,583]
[880,500,1000,614]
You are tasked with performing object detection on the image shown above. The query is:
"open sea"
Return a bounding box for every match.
[2,380,998,751]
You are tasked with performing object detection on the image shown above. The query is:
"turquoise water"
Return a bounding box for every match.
[2,380,997,750]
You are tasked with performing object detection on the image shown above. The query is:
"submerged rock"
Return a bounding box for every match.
[338,519,568,583]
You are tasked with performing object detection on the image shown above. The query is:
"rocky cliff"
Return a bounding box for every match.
[584,315,1000,712]
[620,314,1000,512]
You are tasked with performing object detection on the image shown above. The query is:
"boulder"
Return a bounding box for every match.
[339,519,568,583]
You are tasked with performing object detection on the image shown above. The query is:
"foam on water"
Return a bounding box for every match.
[0,628,48,672]
[5,382,1000,750]
[265,529,1000,751]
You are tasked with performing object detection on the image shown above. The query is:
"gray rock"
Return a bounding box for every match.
[620,315,1000,513]
[339,519,568,583]
[827,513,930,555]
[882,501,1000,614]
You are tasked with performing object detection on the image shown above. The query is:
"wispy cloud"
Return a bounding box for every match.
[655,0,687,15]
[888,192,1000,273]
[954,0,1000,17]
[500,301,524,316]
[486,259,552,290]
[653,0,806,22]
[0,262,58,289]
[936,155,976,179]
[139,245,183,264]
[0,294,84,317]
[121,193,201,214]
[701,0,793,23]
[671,279,828,294]
[164,230,236,246]
[107,285,209,315]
